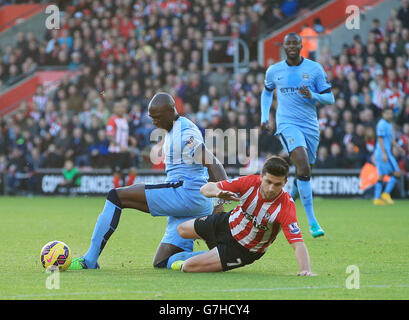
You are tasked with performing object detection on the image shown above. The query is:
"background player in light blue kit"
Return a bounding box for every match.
[69,92,228,270]
[260,33,334,238]
[373,108,403,205]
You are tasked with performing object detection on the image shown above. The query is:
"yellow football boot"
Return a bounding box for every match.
[381,192,394,205]
[373,198,386,205]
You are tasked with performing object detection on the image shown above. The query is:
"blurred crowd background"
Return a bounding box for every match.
[0,0,409,195]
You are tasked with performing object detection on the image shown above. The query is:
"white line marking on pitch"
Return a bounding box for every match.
[2,284,409,299]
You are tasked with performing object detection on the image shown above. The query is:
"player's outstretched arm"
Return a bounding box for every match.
[291,242,316,276]
[310,91,335,105]
[298,85,334,105]
[200,182,240,201]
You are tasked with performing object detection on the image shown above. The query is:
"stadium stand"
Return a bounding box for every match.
[0,0,408,197]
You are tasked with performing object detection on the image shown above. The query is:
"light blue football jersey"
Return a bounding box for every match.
[264,58,331,135]
[163,116,209,188]
[375,118,394,157]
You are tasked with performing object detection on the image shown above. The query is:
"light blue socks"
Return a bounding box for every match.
[374,181,383,199]
[385,176,398,194]
[297,178,318,227]
[83,189,122,268]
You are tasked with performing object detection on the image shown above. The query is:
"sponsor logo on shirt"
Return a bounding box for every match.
[243,211,268,231]
[279,85,312,94]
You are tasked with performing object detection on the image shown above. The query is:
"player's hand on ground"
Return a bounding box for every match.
[298,85,312,99]
[297,270,316,276]
[216,190,240,202]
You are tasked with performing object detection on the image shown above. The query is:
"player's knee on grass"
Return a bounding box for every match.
[153,243,183,268]
[181,259,198,272]
[153,259,168,268]
[182,257,210,272]
[182,250,222,273]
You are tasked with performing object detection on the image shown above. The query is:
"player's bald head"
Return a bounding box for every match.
[148,92,176,113]
[148,92,178,131]
[284,32,302,44]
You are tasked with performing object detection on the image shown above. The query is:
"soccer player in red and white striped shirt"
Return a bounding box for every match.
[106,101,129,154]
[172,156,315,275]
[106,101,130,170]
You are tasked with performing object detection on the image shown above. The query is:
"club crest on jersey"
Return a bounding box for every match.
[288,222,300,234]
[185,136,195,148]
[186,136,195,145]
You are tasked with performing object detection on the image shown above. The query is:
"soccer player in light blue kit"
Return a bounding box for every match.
[373,108,402,205]
[69,92,228,269]
[260,33,334,238]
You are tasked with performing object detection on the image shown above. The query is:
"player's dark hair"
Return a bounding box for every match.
[284,32,302,43]
[261,156,289,178]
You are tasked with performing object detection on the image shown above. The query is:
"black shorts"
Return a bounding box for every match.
[194,211,264,271]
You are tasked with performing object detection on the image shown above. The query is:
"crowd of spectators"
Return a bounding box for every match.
[0,0,409,196]
[0,0,319,88]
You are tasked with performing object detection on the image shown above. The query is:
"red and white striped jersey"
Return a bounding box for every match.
[217,175,303,253]
[106,115,129,153]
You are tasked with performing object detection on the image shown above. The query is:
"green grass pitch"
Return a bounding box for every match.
[0,196,408,300]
